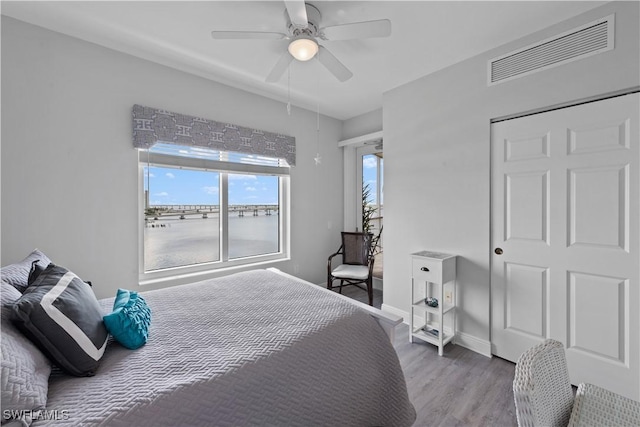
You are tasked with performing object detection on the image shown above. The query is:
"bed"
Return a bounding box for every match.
[2,263,416,427]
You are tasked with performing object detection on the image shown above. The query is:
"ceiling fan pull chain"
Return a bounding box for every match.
[287,66,291,116]
[314,72,322,166]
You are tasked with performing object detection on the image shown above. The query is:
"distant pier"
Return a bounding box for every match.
[145,204,279,221]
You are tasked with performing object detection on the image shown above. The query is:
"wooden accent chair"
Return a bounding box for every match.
[327,232,375,306]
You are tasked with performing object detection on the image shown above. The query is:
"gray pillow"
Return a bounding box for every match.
[1,282,51,424]
[11,265,108,377]
[1,250,52,293]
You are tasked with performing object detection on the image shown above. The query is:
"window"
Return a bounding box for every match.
[359,150,383,237]
[144,166,221,271]
[139,144,289,281]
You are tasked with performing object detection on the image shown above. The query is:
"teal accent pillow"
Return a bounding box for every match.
[103,289,151,350]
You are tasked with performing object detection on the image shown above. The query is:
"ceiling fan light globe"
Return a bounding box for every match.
[288,37,318,61]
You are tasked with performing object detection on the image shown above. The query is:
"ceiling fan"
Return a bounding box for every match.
[211,1,391,83]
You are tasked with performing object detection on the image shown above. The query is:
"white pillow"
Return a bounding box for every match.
[1,249,52,293]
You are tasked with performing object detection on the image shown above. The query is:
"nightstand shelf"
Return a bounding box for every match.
[411,299,455,315]
[411,327,455,348]
[410,251,457,356]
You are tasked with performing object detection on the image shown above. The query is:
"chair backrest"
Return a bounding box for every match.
[513,339,575,427]
[341,232,372,265]
[371,225,383,255]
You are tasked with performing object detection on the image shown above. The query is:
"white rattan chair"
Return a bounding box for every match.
[513,339,574,427]
[514,339,640,427]
[568,383,640,427]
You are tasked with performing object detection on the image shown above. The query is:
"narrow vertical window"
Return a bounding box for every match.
[362,153,383,236]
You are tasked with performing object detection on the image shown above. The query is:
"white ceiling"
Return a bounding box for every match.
[1,1,606,120]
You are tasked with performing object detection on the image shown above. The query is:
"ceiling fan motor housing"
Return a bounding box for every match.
[285,3,321,36]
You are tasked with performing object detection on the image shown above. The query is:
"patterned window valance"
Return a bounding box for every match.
[132,104,296,166]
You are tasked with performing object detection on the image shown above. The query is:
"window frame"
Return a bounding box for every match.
[137,150,290,285]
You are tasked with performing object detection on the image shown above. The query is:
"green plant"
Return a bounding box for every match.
[362,183,377,235]
[145,207,160,217]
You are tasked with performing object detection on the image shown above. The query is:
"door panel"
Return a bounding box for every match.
[491,93,639,399]
[504,262,548,337]
[505,171,549,242]
[568,271,626,362]
[568,165,628,249]
[505,134,550,161]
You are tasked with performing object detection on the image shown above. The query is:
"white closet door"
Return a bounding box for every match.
[491,93,639,400]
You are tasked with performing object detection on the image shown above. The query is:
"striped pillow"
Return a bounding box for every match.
[11,264,108,376]
[1,282,51,422]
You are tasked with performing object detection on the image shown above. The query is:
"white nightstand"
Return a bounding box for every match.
[409,251,457,356]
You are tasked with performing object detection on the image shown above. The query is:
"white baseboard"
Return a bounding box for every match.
[381,303,492,358]
[381,304,409,323]
[455,331,492,358]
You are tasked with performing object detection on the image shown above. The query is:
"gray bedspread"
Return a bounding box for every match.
[35,269,416,426]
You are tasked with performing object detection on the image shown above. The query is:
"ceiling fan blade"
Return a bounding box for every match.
[266,51,294,83]
[284,0,308,29]
[321,19,391,41]
[317,46,353,82]
[211,31,287,40]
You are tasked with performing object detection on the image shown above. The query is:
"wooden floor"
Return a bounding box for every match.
[338,286,518,427]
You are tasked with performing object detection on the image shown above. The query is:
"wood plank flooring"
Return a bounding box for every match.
[394,327,517,426]
[337,286,517,427]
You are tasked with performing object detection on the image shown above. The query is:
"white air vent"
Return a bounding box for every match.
[488,14,614,85]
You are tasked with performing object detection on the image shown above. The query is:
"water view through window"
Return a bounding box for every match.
[144,166,280,272]
[228,174,279,259]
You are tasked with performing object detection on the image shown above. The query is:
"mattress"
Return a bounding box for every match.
[35,269,416,426]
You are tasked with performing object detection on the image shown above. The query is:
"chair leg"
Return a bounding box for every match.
[367,278,373,306]
[339,280,344,294]
[327,275,333,290]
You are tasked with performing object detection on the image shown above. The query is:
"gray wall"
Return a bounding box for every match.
[383,1,639,353]
[1,17,344,299]
[341,108,382,141]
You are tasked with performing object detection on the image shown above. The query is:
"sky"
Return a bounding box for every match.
[363,154,382,205]
[144,153,382,206]
[144,166,279,206]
